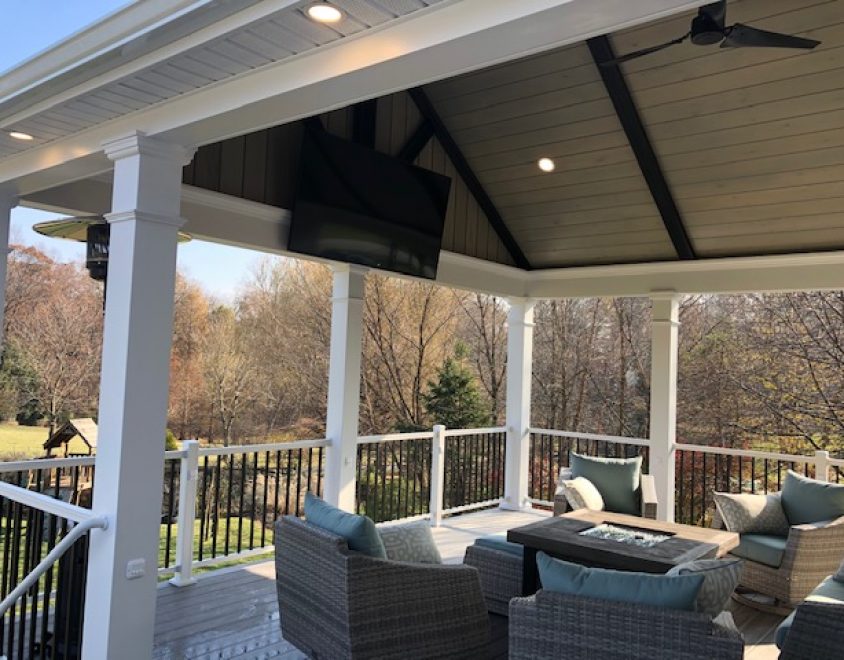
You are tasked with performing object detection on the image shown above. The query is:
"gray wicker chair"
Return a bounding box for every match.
[779,600,844,660]
[274,516,490,659]
[509,590,744,660]
[463,543,522,615]
[553,466,658,519]
[713,509,844,607]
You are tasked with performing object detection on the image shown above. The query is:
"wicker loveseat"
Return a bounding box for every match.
[509,590,744,660]
[274,516,490,659]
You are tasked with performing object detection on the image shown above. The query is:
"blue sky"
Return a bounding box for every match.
[3,1,265,301]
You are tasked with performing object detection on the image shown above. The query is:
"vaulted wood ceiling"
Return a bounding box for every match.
[185,0,842,270]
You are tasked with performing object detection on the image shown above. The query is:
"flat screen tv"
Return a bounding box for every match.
[287,127,451,280]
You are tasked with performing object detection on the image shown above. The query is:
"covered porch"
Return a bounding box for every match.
[150,508,784,660]
[0,0,843,657]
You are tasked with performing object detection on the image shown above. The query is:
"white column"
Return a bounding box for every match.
[502,298,535,511]
[815,450,830,483]
[429,424,446,526]
[649,293,680,522]
[0,189,16,349]
[82,132,194,660]
[323,265,366,511]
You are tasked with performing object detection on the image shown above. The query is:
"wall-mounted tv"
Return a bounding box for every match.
[287,127,451,280]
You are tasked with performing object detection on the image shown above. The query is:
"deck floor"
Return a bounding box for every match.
[153,508,783,659]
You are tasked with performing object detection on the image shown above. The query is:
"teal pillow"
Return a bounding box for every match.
[304,492,387,559]
[537,552,704,611]
[570,452,642,515]
[781,470,844,525]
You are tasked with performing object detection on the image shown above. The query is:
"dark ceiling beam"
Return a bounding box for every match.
[352,99,378,147]
[397,120,433,162]
[407,87,531,270]
[587,35,696,260]
[302,116,323,133]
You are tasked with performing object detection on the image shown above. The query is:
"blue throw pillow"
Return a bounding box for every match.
[304,492,387,558]
[781,470,844,525]
[570,452,642,515]
[536,552,704,611]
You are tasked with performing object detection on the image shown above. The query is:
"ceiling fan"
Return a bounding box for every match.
[602,0,820,66]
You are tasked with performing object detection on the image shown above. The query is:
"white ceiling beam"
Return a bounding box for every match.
[0,0,705,195]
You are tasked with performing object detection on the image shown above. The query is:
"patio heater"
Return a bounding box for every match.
[33,217,191,304]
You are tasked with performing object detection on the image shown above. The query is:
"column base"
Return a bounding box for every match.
[168,575,197,588]
[498,498,533,512]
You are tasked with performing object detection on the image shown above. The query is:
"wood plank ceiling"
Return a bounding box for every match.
[421,0,842,267]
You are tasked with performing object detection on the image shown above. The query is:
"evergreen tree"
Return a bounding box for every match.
[423,346,491,428]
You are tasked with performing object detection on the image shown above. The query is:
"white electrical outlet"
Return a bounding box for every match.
[126,558,146,580]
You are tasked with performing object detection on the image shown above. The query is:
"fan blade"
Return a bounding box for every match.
[721,24,820,49]
[600,34,688,66]
[700,0,726,30]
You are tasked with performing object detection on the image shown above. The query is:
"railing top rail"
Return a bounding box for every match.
[829,457,844,466]
[357,431,434,444]
[443,427,506,437]
[674,443,821,464]
[199,438,329,457]
[0,455,96,473]
[529,428,650,447]
[0,480,99,523]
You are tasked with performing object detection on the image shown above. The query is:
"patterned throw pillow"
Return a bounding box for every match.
[835,558,844,584]
[377,520,442,564]
[713,492,790,536]
[562,476,605,511]
[667,558,744,618]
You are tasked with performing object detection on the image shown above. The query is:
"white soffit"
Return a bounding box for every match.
[0,0,707,194]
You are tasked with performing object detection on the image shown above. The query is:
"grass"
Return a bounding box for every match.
[157,517,272,581]
[0,422,90,460]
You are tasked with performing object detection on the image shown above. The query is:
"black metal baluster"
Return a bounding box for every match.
[283,450,293,516]
[260,451,270,548]
[295,448,304,517]
[237,454,246,554]
[250,451,259,550]
[165,460,176,567]
[198,457,209,562]
[211,457,221,558]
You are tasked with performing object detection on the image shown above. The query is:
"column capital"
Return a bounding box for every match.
[0,184,18,210]
[103,131,195,166]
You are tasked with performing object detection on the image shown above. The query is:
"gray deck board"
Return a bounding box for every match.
[152,508,784,659]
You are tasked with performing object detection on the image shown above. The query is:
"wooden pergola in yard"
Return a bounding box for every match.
[0,0,842,657]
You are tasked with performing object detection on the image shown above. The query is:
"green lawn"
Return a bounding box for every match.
[0,423,50,459]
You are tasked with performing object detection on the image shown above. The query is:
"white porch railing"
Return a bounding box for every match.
[0,425,839,598]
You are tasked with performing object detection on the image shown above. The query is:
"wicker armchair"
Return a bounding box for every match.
[553,466,658,519]
[274,516,490,659]
[463,543,523,615]
[779,600,844,660]
[509,590,744,660]
[714,510,844,606]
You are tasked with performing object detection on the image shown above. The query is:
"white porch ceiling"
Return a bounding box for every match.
[0,0,444,159]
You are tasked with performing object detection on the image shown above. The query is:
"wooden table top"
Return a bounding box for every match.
[508,510,739,574]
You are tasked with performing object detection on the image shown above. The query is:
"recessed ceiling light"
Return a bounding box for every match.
[306,2,343,23]
[537,157,555,172]
[8,131,33,141]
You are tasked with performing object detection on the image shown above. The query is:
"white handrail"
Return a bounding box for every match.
[442,426,506,437]
[0,482,100,523]
[0,456,95,473]
[198,438,329,456]
[529,428,651,447]
[0,515,108,618]
[674,443,818,464]
[357,431,434,444]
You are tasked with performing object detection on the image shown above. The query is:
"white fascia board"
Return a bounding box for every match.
[0,0,705,195]
[0,0,216,103]
[528,253,844,298]
[27,179,844,298]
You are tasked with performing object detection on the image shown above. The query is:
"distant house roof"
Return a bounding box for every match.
[43,418,98,452]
